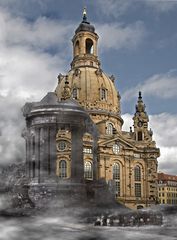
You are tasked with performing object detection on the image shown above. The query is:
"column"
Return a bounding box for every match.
[26,137,31,178]
[49,125,57,177]
[47,126,51,176]
[92,131,98,181]
[71,125,84,182]
[37,128,41,183]
[40,126,48,180]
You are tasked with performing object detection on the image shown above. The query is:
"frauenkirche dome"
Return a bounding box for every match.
[55,9,123,130]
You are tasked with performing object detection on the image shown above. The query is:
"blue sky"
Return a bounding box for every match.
[0,0,177,174]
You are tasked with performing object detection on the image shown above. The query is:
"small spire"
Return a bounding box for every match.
[61,75,71,100]
[136,91,146,113]
[83,7,87,22]
[138,91,142,100]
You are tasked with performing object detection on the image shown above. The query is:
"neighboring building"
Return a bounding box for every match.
[22,10,160,209]
[158,172,177,205]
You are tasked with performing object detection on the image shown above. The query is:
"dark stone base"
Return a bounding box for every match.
[28,179,124,211]
[0,180,163,227]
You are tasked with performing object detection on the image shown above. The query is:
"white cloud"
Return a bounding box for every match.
[0,7,74,50]
[122,112,177,175]
[95,0,132,17]
[97,21,146,51]
[0,8,74,165]
[145,0,177,12]
[122,70,177,101]
[95,0,177,16]
[149,113,177,147]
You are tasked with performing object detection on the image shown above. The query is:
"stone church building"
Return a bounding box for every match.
[22,10,160,209]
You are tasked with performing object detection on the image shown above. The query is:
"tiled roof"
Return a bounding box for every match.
[158,172,177,182]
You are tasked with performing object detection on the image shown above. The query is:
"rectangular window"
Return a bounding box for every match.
[72,88,78,99]
[100,88,107,100]
[135,183,141,197]
[115,181,120,197]
[83,148,92,154]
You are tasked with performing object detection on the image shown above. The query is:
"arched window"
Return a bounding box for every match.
[113,163,120,197]
[134,165,141,181]
[86,38,93,54]
[106,123,113,135]
[84,161,93,179]
[75,40,80,56]
[59,160,67,178]
[113,163,120,180]
[72,88,78,99]
[134,165,141,197]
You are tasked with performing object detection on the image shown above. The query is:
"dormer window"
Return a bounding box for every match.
[100,88,107,101]
[72,88,78,99]
[106,122,114,135]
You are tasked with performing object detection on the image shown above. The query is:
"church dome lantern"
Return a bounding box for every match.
[71,8,99,69]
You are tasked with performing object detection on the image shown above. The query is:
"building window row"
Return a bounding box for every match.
[58,160,93,180]
[57,160,143,199]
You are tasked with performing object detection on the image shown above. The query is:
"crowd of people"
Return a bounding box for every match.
[94,211,163,227]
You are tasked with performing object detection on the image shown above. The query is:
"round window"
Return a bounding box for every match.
[113,144,120,154]
[58,141,67,151]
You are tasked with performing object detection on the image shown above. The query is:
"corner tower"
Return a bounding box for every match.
[133,92,153,142]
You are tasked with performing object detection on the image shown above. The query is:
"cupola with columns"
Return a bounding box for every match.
[71,8,100,69]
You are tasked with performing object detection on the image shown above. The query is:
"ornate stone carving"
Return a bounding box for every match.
[74,68,81,77]
[57,73,64,84]
[110,75,115,83]
[61,76,71,100]
[95,68,103,76]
